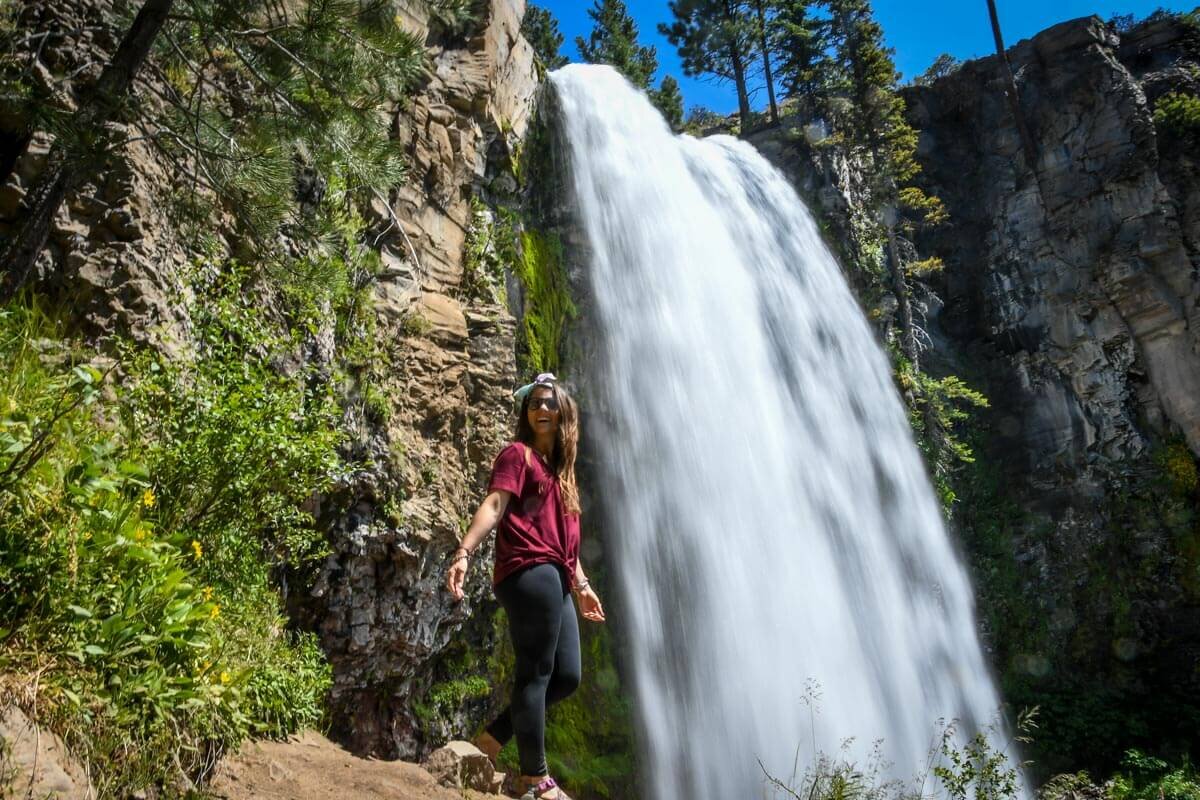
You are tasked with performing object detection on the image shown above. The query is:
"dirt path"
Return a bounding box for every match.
[209,730,503,800]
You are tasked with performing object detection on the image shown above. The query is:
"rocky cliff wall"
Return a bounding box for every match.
[0,0,540,763]
[905,15,1200,474]
[903,17,1200,771]
[300,0,539,760]
[754,15,1200,773]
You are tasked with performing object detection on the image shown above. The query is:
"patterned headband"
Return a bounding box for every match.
[513,372,557,403]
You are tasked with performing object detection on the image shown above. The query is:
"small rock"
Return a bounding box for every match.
[0,704,94,799]
[422,740,495,792]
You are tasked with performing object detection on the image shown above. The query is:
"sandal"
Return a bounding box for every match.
[520,776,574,800]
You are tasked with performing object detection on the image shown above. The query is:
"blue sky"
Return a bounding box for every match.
[537,0,1198,114]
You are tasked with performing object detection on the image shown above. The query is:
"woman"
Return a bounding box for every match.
[445,372,607,800]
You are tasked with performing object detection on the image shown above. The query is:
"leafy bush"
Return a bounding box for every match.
[121,263,344,597]
[1154,439,1199,498]
[461,197,517,306]
[1153,92,1200,147]
[0,294,336,795]
[1110,751,1200,800]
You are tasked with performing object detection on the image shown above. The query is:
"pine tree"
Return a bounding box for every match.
[752,0,779,123]
[825,0,941,368]
[1,0,177,299]
[1,0,436,299]
[650,75,685,130]
[770,0,829,110]
[575,0,659,89]
[659,0,756,128]
[522,4,569,70]
[913,53,961,86]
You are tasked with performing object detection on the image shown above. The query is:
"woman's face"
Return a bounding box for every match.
[527,386,560,436]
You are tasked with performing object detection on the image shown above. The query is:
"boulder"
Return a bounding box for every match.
[422,740,500,793]
[0,705,94,799]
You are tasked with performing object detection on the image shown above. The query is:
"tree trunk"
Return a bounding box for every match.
[0,0,176,301]
[986,0,1041,186]
[885,221,917,369]
[730,45,752,128]
[755,0,778,124]
[722,0,752,129]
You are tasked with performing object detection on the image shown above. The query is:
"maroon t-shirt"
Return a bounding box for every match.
[487,441,581,591]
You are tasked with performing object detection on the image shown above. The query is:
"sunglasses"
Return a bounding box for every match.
[528,394,559,411]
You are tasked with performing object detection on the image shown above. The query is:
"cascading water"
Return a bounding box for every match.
[549,64,1019,800]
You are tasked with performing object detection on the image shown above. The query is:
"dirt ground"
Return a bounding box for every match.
[209,730,504,800]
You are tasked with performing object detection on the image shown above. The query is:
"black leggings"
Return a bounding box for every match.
[485,562,582,776]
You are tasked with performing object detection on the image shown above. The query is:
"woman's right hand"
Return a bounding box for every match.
[446,554,468,601]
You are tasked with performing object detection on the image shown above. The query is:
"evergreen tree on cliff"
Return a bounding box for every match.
[650,75,685,130]
[751,0,779,124]
[0,0,449,300]
[660,0,756,129]
[576,0,659,87]
[523,4,570,70]
[825,0,944,368]
[770,0,829,112]
[576,0,685,129]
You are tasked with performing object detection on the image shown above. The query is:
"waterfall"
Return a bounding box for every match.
[549,64,1016,800]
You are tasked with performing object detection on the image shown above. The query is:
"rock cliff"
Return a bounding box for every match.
[903,16,1200,772]
[302,0,539,760]
[754,14,1200,773]
[0,0,540,763]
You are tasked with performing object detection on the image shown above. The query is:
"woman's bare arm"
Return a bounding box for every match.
[446,489,511,601]
[459,489,512,553]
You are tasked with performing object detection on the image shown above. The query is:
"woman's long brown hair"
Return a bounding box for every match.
[514,380,581,515]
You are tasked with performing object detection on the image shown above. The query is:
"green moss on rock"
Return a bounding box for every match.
[515,229,578,375]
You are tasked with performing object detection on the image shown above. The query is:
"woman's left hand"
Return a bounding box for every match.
[576,587,606,623]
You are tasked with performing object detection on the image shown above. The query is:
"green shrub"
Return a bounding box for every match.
[1110,751,1200,800]
[0,293,336,795]
[461,197,516,306]
[760,710,1029,800]
[1154,92,1200,146]
[121,263,343,597]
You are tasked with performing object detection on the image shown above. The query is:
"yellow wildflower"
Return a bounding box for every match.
[201,586,214,602]
[141,488,156,509]
[191,540,203,560]
[133,526,148,542]
[220,671,231,684]
[209,603,220,619]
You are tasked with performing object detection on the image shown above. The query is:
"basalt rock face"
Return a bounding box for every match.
[753,13,1200,775]
[905,15,1200,468]
[903,17,1200,772]
[0,0,539,764]
[289,0,539,761]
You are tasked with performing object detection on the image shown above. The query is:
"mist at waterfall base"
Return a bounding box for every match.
[548,65,1021,800]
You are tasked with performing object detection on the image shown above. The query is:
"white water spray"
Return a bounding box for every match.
[550,65,1018,800]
